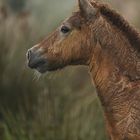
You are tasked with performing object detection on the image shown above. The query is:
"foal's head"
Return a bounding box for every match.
[27,0,100,73]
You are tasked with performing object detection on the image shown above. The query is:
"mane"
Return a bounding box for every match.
[95,2,140,52]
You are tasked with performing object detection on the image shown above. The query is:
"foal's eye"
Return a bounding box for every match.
[61,26,70,34]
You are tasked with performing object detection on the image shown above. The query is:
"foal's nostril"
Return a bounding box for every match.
[27,49,32,60]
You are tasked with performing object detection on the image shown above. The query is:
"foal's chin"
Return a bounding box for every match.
[35,65,54,74]
[35,63,66,74]
[35,67,48,74]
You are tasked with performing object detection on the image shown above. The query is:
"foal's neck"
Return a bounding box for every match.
[92,16,140,81]
[89,17,140,139]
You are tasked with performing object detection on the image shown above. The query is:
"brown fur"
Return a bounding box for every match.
[28,0,140,139]
[98,3,140,52]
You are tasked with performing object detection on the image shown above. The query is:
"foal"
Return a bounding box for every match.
[27,0,140,139]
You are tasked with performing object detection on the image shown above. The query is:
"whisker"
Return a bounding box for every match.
[33,71,42,81]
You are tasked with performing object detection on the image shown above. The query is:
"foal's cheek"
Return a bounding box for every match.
[53,47,62,57]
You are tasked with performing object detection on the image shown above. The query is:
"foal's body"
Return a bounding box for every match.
[27,0,140,139]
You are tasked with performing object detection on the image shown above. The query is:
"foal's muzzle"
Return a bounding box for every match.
[26,47,47,73]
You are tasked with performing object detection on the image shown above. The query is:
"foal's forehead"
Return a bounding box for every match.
[62,12,82,29]
[62,18,72,27]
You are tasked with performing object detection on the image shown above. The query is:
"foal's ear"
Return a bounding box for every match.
[78,0,98,19]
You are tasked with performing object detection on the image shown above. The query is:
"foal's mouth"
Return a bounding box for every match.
[26,48,48,73]
[27,56,63,73]
[27,57,47,73]
[30,61,47,73]
[26,48,65,73]
[28,60,65,73]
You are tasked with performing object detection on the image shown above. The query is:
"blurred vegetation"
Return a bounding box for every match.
[0,0,140,140]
